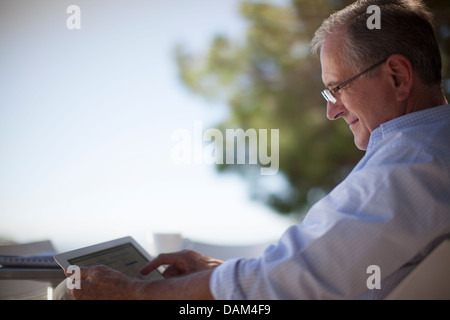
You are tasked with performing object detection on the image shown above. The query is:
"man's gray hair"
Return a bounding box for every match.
[311,0,442,84]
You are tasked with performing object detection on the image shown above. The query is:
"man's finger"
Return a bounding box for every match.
[64,266,90,279]
[162,264,184,278]
[140,252,184,275]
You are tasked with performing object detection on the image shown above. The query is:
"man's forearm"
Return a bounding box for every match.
[133,268,215,300]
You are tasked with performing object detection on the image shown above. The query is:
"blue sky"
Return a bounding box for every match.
[0,0,295,251]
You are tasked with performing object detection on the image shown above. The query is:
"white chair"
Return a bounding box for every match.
[181,239,273,261]
[386,239,450,300]
[149,232,273,261]
[148,233,185,256]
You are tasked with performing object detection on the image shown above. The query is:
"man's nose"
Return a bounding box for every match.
[326,100,346,120]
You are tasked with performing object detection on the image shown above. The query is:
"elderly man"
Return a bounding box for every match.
[63,0,450,299]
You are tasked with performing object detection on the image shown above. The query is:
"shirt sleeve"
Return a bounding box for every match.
[209,142,450,299]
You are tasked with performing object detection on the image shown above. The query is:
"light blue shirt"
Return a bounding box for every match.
[210,104,450,299]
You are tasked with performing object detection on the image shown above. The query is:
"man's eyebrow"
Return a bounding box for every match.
[325,81,338,88]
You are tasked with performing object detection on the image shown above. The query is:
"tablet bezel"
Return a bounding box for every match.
[54,236,163,278]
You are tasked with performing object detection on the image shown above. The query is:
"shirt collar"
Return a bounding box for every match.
[367,104,450,151]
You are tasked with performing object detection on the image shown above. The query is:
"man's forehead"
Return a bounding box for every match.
[320,58,345,88]
[320,35,349,87]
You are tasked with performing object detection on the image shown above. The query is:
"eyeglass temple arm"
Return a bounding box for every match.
[332,58,388,93]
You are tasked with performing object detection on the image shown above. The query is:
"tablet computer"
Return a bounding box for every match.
[54,236,164,281]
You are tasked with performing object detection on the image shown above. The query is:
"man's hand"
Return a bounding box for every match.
[140,249,223,278]
[66,265,141,300]
[65,250,222,300]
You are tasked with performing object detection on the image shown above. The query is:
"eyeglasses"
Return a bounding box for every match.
[321,58,387,104]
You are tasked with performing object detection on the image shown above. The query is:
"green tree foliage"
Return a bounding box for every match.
[175,0,450,216]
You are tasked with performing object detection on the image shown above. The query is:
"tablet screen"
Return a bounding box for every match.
[68,243,163,280]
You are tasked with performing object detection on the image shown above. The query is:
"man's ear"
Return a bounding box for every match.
[385,54,414,101]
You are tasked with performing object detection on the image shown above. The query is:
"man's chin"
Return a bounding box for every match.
[353,135,369,151]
